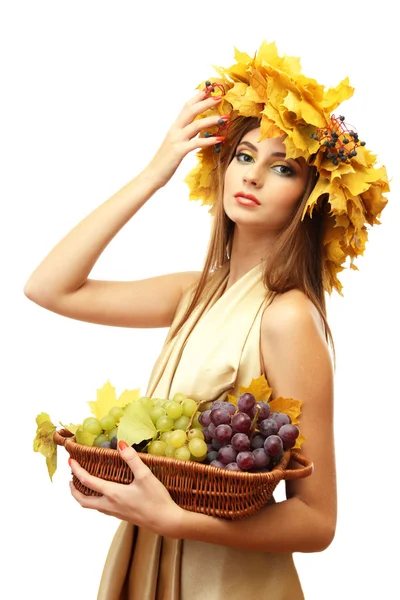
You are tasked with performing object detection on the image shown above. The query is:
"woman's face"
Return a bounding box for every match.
[223,128,310,231]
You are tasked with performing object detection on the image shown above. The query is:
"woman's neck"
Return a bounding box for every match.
[226,226,275,287]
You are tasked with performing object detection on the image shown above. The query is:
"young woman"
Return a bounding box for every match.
[24,42,388,599]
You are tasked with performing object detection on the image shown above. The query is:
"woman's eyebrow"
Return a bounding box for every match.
[238,141,303,168]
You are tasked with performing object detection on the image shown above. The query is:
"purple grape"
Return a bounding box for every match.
[202,427,213,443]
[236,451,255,471]
[249,401,271,421]
[100,441,111,448]
[259,418,278,437]
[231,432,250,452]
[278,424,299,449]
[225,462,242,471]
[199,410,212,427]
[207,450,219,463]
[210,407,231,426]
[250,434,265,449]
[214,424,233,443]
[211,438,223,451]
[271,449,284,464]
[275,412,291,429]
[206,443,213,452]
[238,392,256,414]
[264,435,283,457]
[223,402,237,415]
[252,448,270,468]
[210,460,225,468]
[211,401,226,410]
[110,436,118,449]
[231,411,251,434]
[218,445,238,465]
[208,422,216,436]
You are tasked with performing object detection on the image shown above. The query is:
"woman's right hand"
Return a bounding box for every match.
[144,89,228,187]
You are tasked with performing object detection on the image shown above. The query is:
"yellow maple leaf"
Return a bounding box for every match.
[227,393,238,406]
[88,380,140,420]
[239,375,273,403]
[293,432,306,450]
[268,396,302,425]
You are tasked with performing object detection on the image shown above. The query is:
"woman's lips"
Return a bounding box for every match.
[235,195,260,207]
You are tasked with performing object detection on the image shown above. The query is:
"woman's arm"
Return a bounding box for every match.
[173,290,336,553]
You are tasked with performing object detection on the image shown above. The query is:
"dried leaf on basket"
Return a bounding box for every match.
[87,380,140,420]
[33,413,57,481]
[268,396,306,449]
[117,402,157,447]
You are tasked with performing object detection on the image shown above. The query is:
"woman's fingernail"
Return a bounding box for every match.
[216,136,225,141]
[118,440,129,451]
[68,458,72,467]
[212,95,222,101]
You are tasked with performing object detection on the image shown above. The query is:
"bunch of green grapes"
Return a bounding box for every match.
[146,393,207,462]
[78,405,124,449]
[76,392,207,462]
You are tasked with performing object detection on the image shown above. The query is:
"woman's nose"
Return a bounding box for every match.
[243,170,263,187]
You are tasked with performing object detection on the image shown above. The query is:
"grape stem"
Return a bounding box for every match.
[249,406,260,440]
[185,398,212,432]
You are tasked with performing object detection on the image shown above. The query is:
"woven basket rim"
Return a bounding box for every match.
[54,428,290,482]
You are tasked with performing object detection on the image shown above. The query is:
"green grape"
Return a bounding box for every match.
[191,452,207,462]
[172,392,187,403]
[166,401,183,419]
[165,444,176,457]
[100,414,116,432]
[150,406,167,424]
[160,431,173,443]
[108,427,118,441]
[156,415,174,432]
[154,398,167,407]
[108,406,124,423]
[182,398,198,417]
[82,417,102,436]
[76,427,96,446]
[193,412,202,428]
[169,430,187,449]
[173,415,190,431]
[187,428,204,441]
[175,445,191,461]
[140,396,154,410]
[188,438,208,458]
[93,433,109,447]
[148,440,167,456]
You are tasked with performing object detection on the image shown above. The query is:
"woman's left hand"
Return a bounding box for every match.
[69,441,184,538]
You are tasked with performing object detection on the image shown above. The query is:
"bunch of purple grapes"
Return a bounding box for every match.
[198,393,300,472]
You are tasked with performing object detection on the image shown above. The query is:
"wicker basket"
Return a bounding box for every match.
[54,429,313,520]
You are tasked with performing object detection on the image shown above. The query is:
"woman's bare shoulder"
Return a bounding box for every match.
[262,288,326,340]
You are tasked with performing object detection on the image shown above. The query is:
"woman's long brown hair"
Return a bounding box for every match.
[169,116,336,367]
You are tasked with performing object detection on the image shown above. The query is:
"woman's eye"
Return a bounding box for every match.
[272,164,294,177]
[235,152,254,163]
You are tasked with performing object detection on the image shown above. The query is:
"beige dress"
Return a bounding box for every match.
[98,261,305,600]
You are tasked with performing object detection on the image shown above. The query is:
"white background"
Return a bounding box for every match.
[2,1,399,598]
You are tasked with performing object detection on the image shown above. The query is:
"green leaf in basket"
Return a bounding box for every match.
[118,403,157,446]
[33,413,57,481]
